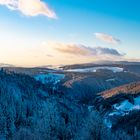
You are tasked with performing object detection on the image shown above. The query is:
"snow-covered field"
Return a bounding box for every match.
[35,73,65,85]
[65,66,124,73]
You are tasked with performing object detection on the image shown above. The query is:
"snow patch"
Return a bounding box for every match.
[113,100,133,112]
[113,96,140,113]
[35,73,65,85]
[66,67,123,73]
[109,111,121,116]
[105,96,140,128]
[88,106,94,112]
[104,118,112,128]
[107,96,140,119]
[134,96,140,105]
[106,78,116,82]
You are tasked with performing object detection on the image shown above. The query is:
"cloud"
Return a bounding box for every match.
[0,0,56,18]
[94,47,123,56]
[55,44,91,56]
[54,43,124,57]
[94,33,121,44]
[46,54,54,57]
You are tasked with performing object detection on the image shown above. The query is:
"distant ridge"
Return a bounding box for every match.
[0,63,15,67]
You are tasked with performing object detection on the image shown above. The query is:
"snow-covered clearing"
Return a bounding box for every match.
[105,96,140,128]
[65,66,123,73]
[106,78,116,82]
[113,96,140,113]
[35,73,65,84]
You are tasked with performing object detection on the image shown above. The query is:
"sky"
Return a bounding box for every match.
[0,0,140,67]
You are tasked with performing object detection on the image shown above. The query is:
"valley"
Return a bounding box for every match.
[1,61,140,139]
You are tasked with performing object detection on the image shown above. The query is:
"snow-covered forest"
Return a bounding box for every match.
[0,69,140,140]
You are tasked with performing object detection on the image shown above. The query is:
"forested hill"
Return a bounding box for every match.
[0,70,48,139]
[0,70,86,140]
[0,70,139,140]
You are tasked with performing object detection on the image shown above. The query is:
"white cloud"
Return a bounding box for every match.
[0,0,56,18]
[94,32,121,44]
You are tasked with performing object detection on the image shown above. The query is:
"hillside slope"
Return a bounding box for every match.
[0,70,86,140]
[94,81,140,136]
[99,81,140,99]
[60,71,140,104]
